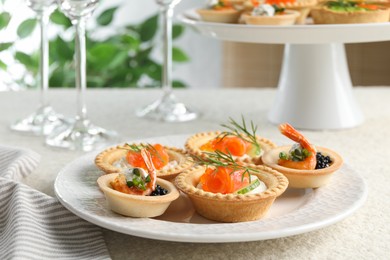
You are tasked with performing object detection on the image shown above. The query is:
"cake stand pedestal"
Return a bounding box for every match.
[179,11,390,129]
[271,43,363,129]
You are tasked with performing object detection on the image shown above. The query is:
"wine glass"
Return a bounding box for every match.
[136,0,198,122]
[10,0,68,136]
[46,0,117,151]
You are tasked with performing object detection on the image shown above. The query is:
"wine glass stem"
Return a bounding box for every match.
[38,11,50,108]
[162,6,173,97]
[74,18,88,122]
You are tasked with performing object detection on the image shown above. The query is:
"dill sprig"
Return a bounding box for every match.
[192,150,259,182]
[219,116,261,152]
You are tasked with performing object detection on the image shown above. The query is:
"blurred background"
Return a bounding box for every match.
[1,0,390,91]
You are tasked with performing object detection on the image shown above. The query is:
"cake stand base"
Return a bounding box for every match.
[268,43,364,130]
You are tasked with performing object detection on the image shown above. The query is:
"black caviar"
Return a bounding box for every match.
[315,152,332,169]
[150,185,168,196]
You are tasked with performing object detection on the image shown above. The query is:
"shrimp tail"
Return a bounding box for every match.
[141,149,157,192]
[279,123,314,152]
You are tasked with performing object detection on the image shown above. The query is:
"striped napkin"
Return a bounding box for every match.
[0,145,111,260]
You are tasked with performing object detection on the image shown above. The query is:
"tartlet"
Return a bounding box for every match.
[275,0,318,24]
[311,2,390,24]
[242,10,300,25]
[97,173,180,218]
[95,143,193,180]
[197,8,242,23]
[262,145,343,188]
[175,165,288,222]
[185,131,277,165]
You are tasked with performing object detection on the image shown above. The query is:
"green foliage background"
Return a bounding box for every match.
[0,1,189,88]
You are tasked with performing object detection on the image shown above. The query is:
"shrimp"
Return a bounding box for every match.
[278,123,317,170]
[110,149,157,196]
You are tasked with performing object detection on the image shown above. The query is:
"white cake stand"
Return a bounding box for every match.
[179,10,390,129]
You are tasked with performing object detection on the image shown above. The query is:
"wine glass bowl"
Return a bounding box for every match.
[57,0,99,21]
[46,0,117,151]
[26,0,56,13]
[136,0,198,122]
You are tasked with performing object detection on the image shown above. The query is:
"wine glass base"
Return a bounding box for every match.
[45,119,118,152]
[136,95,198,122]
[10,105,68,136]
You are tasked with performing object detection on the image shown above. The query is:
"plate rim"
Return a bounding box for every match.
[54,134,368,243]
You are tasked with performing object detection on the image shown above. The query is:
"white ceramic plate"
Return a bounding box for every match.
[55,134,367,243]
[179,9,390,44]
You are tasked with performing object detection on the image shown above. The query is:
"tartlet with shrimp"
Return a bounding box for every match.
[95,143,193,180]
[175,151,289,222]
[262,123,343,188]
[197,0,244,23]
[185,117,277,165]
[97,149,180,218]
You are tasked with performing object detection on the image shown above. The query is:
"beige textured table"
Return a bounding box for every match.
[1,88,389,259]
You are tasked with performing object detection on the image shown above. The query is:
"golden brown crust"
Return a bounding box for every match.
[97,174,180,218]
[197,8,242,23]
[184,131,277,165]
[95,144,194,181]
[243,10,300,25]
[174,165,288,222]
[261,145,343,188]
[311,5,390,24]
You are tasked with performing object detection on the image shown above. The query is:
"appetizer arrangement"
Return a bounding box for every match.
[185,117,276,165]
[195,0,390,25]
[95,143,193,180]
[97,149,180,218]
[94,117,344,223]
[261,123,343,188]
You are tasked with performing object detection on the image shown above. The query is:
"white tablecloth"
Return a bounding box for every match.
[0,87,389,259]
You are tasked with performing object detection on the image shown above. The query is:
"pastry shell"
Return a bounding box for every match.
[175,165,288,222]
[197,8,242,23]
[185,131,277,165]
[97,173,180,218]
[311,6,390,24]
[242,10,300,25]
[278,0,318,24]
[95,144,193,181]
[262,145,343,188]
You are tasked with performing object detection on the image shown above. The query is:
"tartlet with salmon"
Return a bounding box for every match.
[262,123,343,188]
[185,117,276,165]
[175,152,289,222]
[197,0,244,23]
[95,143,193,181]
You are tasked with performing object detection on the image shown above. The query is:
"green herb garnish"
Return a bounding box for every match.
[192,150,258,182]
[219,116,261,156]
[279,146,311,162]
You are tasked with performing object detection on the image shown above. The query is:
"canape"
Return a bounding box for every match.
[97,174,179,218]
[266,0,318,24]
[175,159,288,222]
[185,117,276,165]
[311,0,390,24]
[95,143,193,181]
[242,4,300,25]
[197,0,242,23]
[262,123,343,188]
[97,149,180,218]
